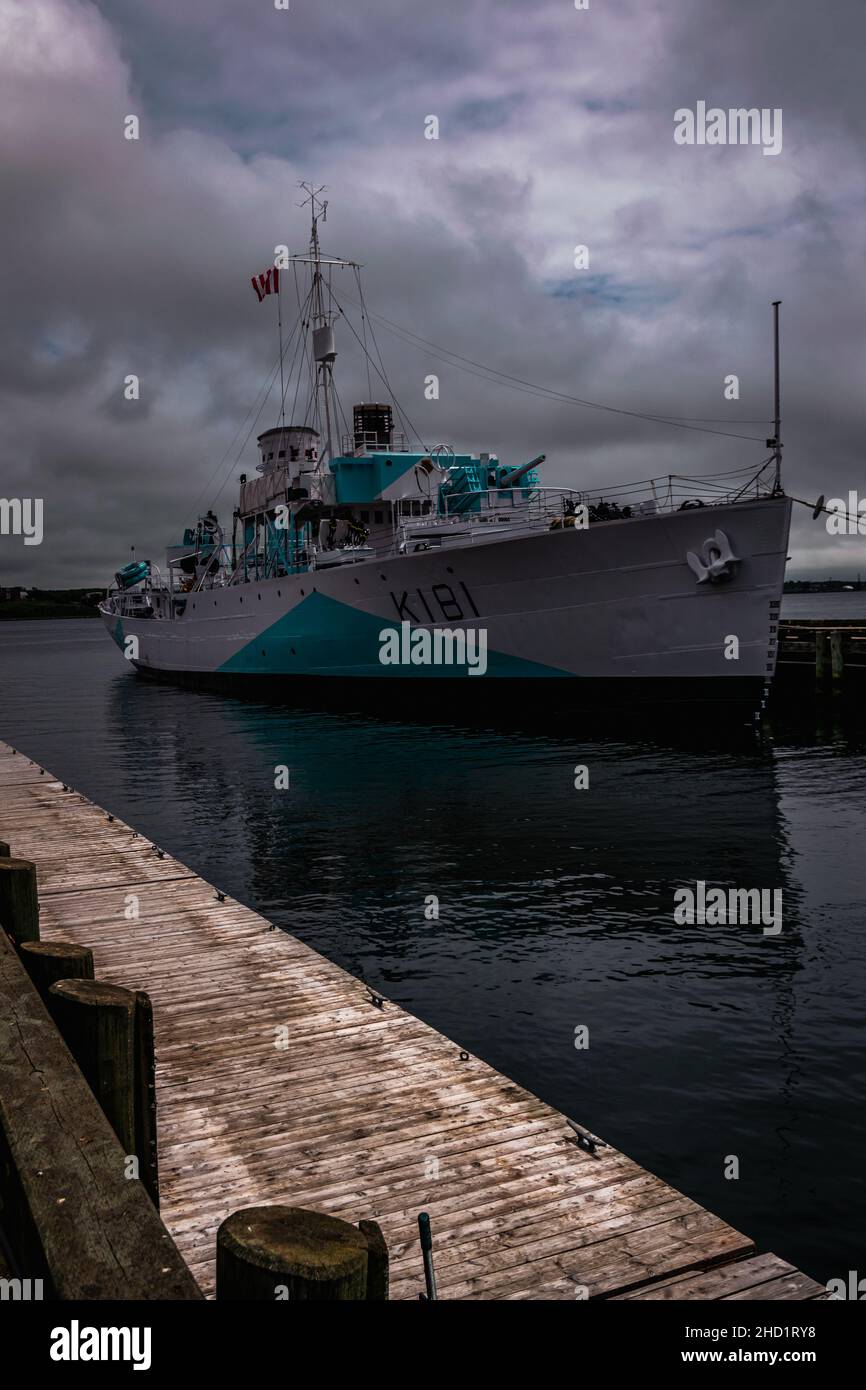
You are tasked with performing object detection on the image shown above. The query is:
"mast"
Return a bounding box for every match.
[770,299,782,493]
[300,182,339,469]
[277,268,285,435]
[281,185,361,480]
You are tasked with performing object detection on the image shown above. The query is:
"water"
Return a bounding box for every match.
[782,590,866,619]
[1,617,864,1287]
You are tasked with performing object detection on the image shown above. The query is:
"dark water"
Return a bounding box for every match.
[782,591,866,619]
[1,619,864,1287]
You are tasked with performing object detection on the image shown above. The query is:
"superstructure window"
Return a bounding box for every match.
[374,510,383,524]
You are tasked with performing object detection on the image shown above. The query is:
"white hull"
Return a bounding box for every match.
[101,497,791,705]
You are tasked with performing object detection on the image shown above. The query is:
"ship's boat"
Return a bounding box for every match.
[100,190,792,715]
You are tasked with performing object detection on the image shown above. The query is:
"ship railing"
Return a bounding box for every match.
[385,462,776,556]
[434,463,778,529]
[340,431,412,456]
[223,526,312,586]
[554,463,777,515]
[186,541,233,592]
[440,486,581,524]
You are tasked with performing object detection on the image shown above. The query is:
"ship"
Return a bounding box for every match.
[100,188,792,715]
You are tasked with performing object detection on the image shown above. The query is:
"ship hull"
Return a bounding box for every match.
[101,496,791,711]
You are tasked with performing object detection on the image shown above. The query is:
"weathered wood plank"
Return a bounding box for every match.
[611,1252,806,1300]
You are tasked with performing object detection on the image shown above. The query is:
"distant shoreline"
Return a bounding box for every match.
[0,605,100,620]
[0,588,103,620]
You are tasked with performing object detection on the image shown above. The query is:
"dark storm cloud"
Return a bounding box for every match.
[1,0,865,585]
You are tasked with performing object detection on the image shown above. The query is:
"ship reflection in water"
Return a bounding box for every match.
[1,618,864,1288]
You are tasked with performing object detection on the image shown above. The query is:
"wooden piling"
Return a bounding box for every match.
[0,841,10,857]
[19,940,94,1009]
[0,857,39,944]
[49,978,139,1163]
[216,1206,383,1301]
[830,629,844,691]
[133,989,160,1207]
[358,1219,390,1301]
[815,631,828,685]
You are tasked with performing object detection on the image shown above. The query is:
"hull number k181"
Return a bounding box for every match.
[390,582,480,623]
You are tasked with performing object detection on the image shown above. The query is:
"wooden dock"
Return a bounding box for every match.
[777,618,866,691]
[0,740,826,1301]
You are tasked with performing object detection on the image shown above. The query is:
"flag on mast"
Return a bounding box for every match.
[251,267,280,302]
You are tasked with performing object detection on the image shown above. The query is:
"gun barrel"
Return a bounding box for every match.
[500,454,545,488]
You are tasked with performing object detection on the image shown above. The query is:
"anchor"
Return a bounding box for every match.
[686,529,740,584]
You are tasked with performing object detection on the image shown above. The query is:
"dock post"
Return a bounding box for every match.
[216,1206,387,1300]
[19,940,94,1008]
[815,631,828,686]
[0,857,39,944]
[358,1219,390,1301]
[133,989,160,1207]
[48,979,139,1171]
[830,629,844,692]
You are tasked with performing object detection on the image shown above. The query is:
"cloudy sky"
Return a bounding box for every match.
[1,0,864,585]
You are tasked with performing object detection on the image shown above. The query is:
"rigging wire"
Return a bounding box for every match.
[331,374,353,450]
[334,299,424,450]
[184,284,316,522]
[337,289,770,443]
[185,358,281,524]
[354,265,374,401]
[331,284,427,449]
[208,283,315,510]
[289,263,313,429]
[281,283,313,427]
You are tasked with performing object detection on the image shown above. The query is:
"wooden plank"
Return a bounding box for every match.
[724,1268,828,1300]
[612,1252,802,1300]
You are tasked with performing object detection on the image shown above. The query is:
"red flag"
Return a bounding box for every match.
[250,267,280,302]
